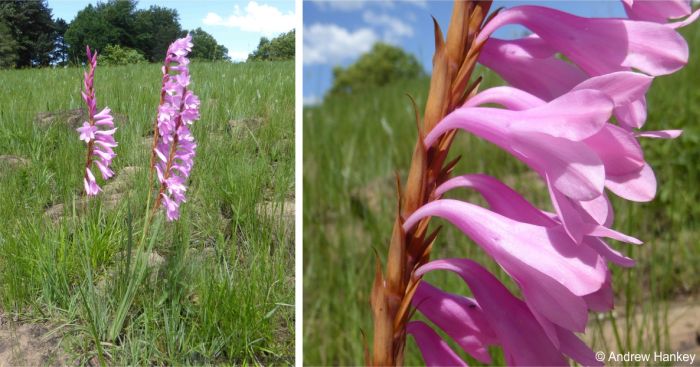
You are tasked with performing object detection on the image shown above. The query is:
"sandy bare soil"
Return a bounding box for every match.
[0,319,67,367]
[587,298,700,365]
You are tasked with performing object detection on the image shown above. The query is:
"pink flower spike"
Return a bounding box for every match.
[478,5,689,76]
[406,321,468,367]
[153,34,200,221]
[78,45,116,197]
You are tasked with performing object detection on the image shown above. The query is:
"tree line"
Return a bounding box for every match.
[0,0,295,68]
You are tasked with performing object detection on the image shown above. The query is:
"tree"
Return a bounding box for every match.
[0,0,57,67]
[64,0,138,63]
[51,18,69,65]
[330,43,425,95]
[133,6,182,62]
[247,30,294,61]
[0,19,18,68]
[187,28,229,61]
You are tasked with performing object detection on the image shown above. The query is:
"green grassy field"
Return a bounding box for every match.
[0,60,294,364]
[303,24,700,366]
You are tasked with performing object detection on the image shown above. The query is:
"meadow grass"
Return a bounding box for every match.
[0,60,294,364]
[303,24,700,366]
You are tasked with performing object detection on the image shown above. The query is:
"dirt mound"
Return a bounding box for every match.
[0,156,30,178]
[0,155,29,169]
[0,319,68,367]
[35,109,127,129]
[228,117,266,138]
[256,199,294,229]
[44,166,142,223]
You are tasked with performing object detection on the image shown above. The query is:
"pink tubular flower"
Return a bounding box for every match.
[401,2,695,366]
[622,0,700,27]
[77,46,117,196]
[153,35,200,221]
[478,5,698,130]
[415,259,601,367]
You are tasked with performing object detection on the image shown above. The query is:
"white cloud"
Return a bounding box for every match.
[304,23,377,65]
[202,1,295,36]
[362,10,413,42]
[228,50,250,62]
[303,94,322,106]
[312,0,426,11]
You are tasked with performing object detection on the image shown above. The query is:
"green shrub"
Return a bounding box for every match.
[100,44,146,66]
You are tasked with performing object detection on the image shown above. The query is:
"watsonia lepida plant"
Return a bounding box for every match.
[368,1,697,365]
[73,35,200,361]
[77,34,200,222]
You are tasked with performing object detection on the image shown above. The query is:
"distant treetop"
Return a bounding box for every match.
[330,43,425,95]
[0,0,231,68]
[247,30,295,62]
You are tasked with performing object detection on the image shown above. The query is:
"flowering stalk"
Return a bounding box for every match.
[149,35,200,221]
[369,2,493,365]
[77,46,117,196]
[370,1,697,366]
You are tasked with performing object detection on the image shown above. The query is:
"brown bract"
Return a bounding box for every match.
[369,1,493,365]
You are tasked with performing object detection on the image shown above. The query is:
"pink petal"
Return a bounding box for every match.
[605,163,657,202]
[579,194,612,226]
[583,124,645,176]
[406,321,468,367]
[573,72,652,108]
[668,9,700,29]
[513,132,605,201]
[404,199,606,331]
[615,97,648,129]
[478,5,689,76]
[546,177,588,243]
[508,89,613,141]
[94,160,114,180]
[413,282,496,363]
[555,326,604,367]
[623,0,691,23]
[585,225,643,245]
[463,85,545,110]
[94,107,112,120]
[583,270,614,312]
[586,237,636,268]
[416,259,569,366]
[636,130,683,139]
[479,37,588,101]
[436,174,555,227]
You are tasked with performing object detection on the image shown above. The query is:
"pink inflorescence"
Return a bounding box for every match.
[77,46,117,196]
[406,1,697,366]
[154,34,200,221]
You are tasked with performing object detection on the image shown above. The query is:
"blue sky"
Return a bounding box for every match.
[48,0,295,61]
[303,0,626,104]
